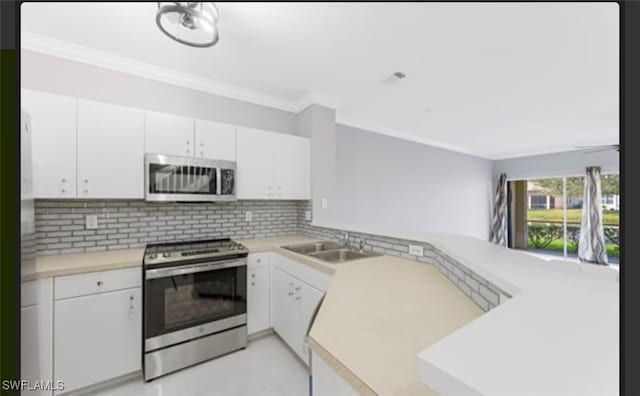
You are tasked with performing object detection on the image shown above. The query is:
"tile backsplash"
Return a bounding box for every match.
[35,198,509,312]
[296,201,510,312]
[35,200,304,256]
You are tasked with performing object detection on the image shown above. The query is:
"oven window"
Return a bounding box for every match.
[145,266,246,339]
[148,164,217,195]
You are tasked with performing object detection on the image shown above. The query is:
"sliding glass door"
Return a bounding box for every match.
[518,174,619,264]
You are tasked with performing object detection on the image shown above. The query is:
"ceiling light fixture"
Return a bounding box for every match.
[156,2,220,48]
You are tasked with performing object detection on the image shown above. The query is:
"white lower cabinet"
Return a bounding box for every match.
[247,253,271,335]
[53,268,141,394]
[21,279,53,396]
[271,267,298,345]
[270,254,327,366]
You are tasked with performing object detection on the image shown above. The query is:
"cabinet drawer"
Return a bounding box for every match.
[55,267,141,300]
[248,252,270,269]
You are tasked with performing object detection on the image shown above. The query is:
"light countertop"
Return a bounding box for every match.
[415,233,619,395]
[308,256,483,396]
[22,231,618,395]
[23,235,326,280]
[22,248,145,281]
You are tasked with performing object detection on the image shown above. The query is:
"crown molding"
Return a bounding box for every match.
[335,114,492,159]
[21,30,315,113]
[489,137,619,160]
[293,92,343,113]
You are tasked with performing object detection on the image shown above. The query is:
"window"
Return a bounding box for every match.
[530,195,548,209]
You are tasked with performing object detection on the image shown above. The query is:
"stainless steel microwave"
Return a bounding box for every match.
[144,153,237,202]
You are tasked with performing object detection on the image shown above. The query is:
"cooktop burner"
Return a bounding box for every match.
[144,238,248,266]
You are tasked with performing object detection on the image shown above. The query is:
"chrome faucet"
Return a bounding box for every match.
[358,239,365,253]
[343,233,350,247]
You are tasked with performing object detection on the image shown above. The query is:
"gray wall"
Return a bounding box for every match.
[326,124,495,240]
[21,50,299,135]
[494,148,619,180]
[295,104,337,223]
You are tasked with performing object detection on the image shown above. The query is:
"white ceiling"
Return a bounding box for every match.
[21,2,619,159]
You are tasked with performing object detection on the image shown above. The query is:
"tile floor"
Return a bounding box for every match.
[88,335,309,396]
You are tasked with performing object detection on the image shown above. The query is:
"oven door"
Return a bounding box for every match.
[144,259,247,351]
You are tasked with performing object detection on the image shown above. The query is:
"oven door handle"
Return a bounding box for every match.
[145,259,246,280]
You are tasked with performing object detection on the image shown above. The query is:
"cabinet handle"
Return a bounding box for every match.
[61,189,66,193]
[295,286,301,291]
[62,178,66,183]
[251,274,255,278]
[200,151,204,156]
[251,282,255,286]
[129,295,134,310]
[97,281,103,286]
[256,259,261,263]
[288,292,294,296]
[289,282,294,286]
[295,297,301,300]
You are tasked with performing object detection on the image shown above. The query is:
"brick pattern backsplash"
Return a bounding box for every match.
[297,202,510,312]
[36,199,510,312]
[35,200,302,256]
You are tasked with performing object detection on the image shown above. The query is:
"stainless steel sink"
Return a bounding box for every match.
[282,241,381,263]
[308,248,378,263]
[281,241,341,255]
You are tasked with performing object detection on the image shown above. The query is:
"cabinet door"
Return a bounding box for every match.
[247,266,270,335]
[77,99,145,198]
[272,134,310,199]
[295,281,324,364]
[145,111,194,157]
[54,288,141,394]
[270,267,296,346]
[21,89,77,198]
[21,306,40,384]
[236,127,275,199]
[195,119,236,161]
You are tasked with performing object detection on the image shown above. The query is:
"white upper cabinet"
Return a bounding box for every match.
[195,119,236,161]
[237,127,278,199]
[145,111,194,157]
[273,134,310,199]
[22,89,77,198]
[77,99,145,199]
[236,126,310,200]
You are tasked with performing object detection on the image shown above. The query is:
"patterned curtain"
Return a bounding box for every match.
[578,167,608,264]
[490,173,508,247]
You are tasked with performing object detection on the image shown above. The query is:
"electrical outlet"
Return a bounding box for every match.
[305,210,312,221]
[86,215,98,230]
[321,198,328,209]
[245,211,253,222]
[409,245,424,256]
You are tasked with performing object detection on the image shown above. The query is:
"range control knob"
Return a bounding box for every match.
[162,252,171,258]
[148,253,158,260]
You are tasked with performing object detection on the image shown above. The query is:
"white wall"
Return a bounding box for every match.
[324,124,495,240]
[21,50,299,135]
[494,148,619,180]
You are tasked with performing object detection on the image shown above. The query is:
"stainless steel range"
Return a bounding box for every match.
[143,238,249,381]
